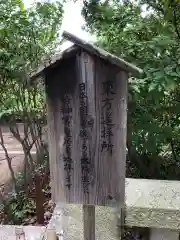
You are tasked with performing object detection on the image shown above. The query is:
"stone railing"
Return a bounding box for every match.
[0,178,179,239]
[47,178,180,240]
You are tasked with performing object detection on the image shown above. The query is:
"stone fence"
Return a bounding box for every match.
[1,178,179,240]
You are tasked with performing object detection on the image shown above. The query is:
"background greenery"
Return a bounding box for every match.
[1,0,180,226]
[82,0,180,180]
[0,0,63,225]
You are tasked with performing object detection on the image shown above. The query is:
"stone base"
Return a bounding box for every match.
[0,225,46,240]
[150,228,179,240]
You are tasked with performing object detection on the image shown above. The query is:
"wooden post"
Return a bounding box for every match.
[45,52,128,239]
[31,31,141,240]
[83,205,95,240]
[78,51,96,239]
[34,171,44,225]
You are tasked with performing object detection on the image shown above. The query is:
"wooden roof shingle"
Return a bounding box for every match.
[30,31,143,79]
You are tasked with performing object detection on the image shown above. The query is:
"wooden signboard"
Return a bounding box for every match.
[46,54,124,204]
[30,31,142,239]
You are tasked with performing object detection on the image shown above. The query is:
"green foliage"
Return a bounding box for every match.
[0,0,63,224]
[1,154,50,225]
[82,0,180,179]
[4,191,36,225]
[0,0,64,120]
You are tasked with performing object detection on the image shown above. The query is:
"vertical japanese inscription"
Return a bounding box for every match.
[101,80,116,154]
[79,83,90,194]
[61,94,73,189]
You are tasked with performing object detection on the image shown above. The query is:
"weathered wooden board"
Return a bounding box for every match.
[62,31,143,76]
[46,50,127,206]
[30,31,143,80]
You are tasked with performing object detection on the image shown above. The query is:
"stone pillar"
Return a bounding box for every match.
[150,228,179,240]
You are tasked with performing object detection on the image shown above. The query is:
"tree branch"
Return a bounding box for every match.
[0,127,17,193]
[170,139,177,162]
[172,7,180,40]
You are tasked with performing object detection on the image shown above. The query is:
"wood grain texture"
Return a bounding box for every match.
[83,205,95,240]
[45,56,79,203]
[45,52,128,240]
[77,52,96,239]
[90,56,127,207]
[62,31,143,76]
[45,76,65,203]
[45,51,127,207]
[46,52,128,207]
[30,31,142,80]
[30,45,79,80]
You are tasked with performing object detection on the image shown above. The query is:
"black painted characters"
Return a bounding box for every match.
[79,83,90,194]
[101,80,115,155]
[61,94,73,189]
